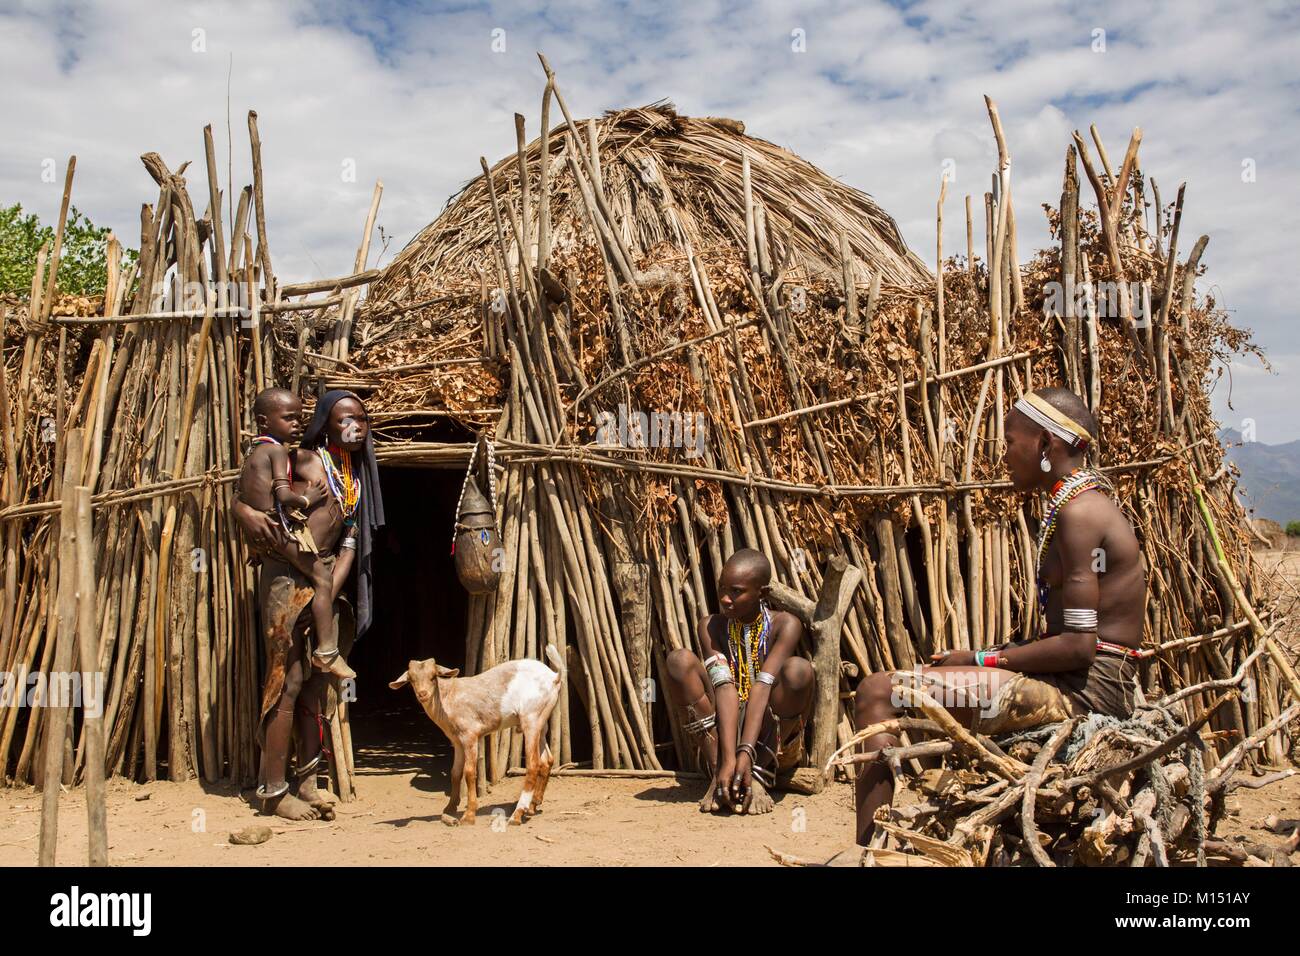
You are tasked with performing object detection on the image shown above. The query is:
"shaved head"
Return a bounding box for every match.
[254,387,299,419]
[722,548,771,587]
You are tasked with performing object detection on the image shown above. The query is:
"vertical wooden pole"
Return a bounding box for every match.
[75,486,107,865]
[38,428,83,866]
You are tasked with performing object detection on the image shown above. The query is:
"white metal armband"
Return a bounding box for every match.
[1063,607,1098,631]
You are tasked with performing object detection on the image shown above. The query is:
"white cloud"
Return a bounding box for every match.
[2,0,1297,437]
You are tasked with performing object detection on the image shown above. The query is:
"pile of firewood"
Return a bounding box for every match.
[767,670,1297,867]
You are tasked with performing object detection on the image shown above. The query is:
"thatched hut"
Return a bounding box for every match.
[1,67,1293,830]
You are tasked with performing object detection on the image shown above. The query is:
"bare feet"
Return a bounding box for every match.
[743,778,775,815]
[312,651,356,680]
[266,791,321,821]
[700,777,732,813]
[699,783,720,813]
[296,776,336,820]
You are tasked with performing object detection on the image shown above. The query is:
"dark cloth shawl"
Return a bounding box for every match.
[301,389,385,638]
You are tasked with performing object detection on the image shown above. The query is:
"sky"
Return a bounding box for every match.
[2,0,1297,439]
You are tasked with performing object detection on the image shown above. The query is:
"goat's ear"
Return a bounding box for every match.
[435,665,460,679]
[388,672,410,690]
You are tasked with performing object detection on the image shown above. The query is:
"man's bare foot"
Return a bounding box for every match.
[296,777,336,820]
[744,778,775,815]
[266,791,321,821]
[313,651,356,680]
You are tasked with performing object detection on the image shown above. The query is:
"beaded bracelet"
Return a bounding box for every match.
[974,650,1000,668]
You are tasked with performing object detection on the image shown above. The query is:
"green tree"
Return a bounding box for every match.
[0,203,137,298]
[1286,521,1300,537]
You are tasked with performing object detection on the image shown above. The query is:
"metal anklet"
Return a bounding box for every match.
[295,754,323,779]
[255,780,290,801]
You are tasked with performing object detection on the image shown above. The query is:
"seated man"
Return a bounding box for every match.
[853,387,1146,845]
[664,549,815,815]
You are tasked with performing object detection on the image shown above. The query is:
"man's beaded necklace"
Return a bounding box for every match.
[1034,467,1106,622]
[727,604,771,702]
[318,445,361,524]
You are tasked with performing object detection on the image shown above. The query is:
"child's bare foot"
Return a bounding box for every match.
[312,650,356,680]
[743,778,775,815]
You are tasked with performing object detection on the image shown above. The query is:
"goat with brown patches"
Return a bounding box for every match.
[389,645,565,826]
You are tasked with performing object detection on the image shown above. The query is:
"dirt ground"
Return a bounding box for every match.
[3,549,1297,868]
[0,708,856,867]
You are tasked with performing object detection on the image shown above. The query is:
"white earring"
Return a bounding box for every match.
[1040,453,1052,472]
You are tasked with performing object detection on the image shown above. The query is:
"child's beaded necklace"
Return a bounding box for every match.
[726,604,771,702]
[250,434,293,480]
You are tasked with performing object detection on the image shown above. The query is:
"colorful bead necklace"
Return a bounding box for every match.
[318,445,361,521]
[727,604,771,702]
[1034,467,1106,621]
[251,434,294,480]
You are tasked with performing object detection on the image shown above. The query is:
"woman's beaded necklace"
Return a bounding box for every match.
[727,604,771,702]
[318,445,361,522]
[1034,467,1106,621]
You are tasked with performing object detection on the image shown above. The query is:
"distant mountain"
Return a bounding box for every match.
[1220,428,1300,526]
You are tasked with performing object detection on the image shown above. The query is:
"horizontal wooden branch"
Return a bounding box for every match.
[496,438,1201,499]
[52,306,247,326]
[279,268,380,297]
[0,469,239,522]
[746,348,1043,428]
[264,295,343,314]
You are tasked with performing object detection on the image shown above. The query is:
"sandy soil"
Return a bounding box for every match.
[0,708,855,867]
[3,551,1297,868]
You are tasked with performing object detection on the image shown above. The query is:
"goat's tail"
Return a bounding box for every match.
[544,644,567,682]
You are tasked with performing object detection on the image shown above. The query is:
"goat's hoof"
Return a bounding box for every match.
[461,813,476,826]
[440,813,459,827]
[508,813,524,826]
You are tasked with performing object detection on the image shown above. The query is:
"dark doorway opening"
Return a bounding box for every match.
[351,464,468,707]
[348,465,468,772]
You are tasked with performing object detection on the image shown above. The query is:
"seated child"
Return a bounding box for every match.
[239,387,354,680]
[662,549,816,815]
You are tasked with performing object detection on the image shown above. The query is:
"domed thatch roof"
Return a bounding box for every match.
[369,101,930,307]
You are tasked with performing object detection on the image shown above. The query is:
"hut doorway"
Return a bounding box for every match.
[348,465,468,720]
